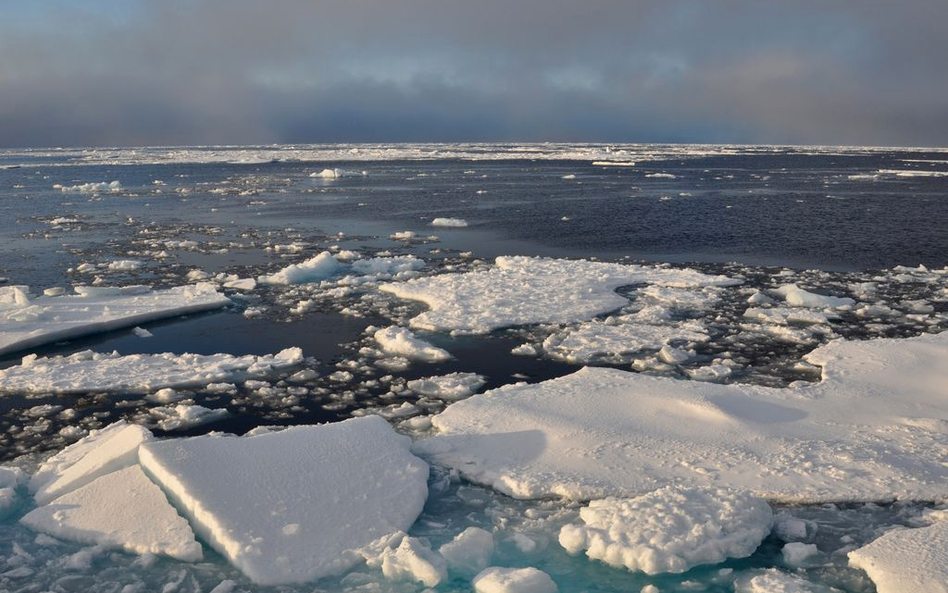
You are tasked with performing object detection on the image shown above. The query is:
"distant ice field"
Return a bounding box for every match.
[1,144,947,593]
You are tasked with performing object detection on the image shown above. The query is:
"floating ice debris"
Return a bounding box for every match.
[0,466,24,516]
[390,230,417,240]
[381,256,740,334]
[743,307,833,325]
[439,527,494,575]
[131,326,153,338]
[877,169,948,178]
[257,251,341,285]
[107,259,143,271]
[407,372,486,401]
[415,331,948,502]
[149,404,230,431]
[773,284,854,309]
[30,421,152,506]
[222,277,256,291]
[0,348,303,395]
[542,320,708,364]
[734,569,825,593]
[364,534,447,587]
[310,168,365,178]
[56,180,122,193]
[374,326,451,363]
[431,217,469,227]
[473,566,558,593]
[138,416,429,585]
[21,465,202,561]
[645,172,677,179]
[0,283,230,356]
[781,542,818,566]
[559,486,772,575]
[848,519,948,593]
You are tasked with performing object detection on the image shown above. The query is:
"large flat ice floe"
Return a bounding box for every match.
[138,416,430,585]
[0,347,303,394]
[415,330,948,502]
[0,283,230,356]
[559,486,773,574]
[380,256,740,333]
[848,519,948,593]
[21,465,202,561]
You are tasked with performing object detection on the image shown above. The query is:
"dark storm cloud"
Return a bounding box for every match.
[1,0,946,147]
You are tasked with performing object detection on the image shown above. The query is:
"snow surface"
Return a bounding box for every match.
[31,421,153,505]
[415,330,948,502]
[21,465,202,561]
[374,326,451,362]
[0,348,303,394]
[848,520,948,593]
[0,283,230,356]
[559,486,772,574]
[138,416,429,585]
[380,256,739,333]
[258,251,341,284]
[473,567,558,593]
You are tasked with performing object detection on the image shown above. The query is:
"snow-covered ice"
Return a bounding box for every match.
[848,519,948,593]
[0,348,303,394]
[439,527,494,575]
[431,217,469,227]
[0,466,24,516]
[542,320,708,363]
[374,326,451,362]
[149,403,230,431]
[257,251,341,284]
[21,465,202,561]
[415,330,948,502]
[0,283,230,356]
[364,534,447,587]
[31,421,153,506]
[473,566,558,593]
[381,256,739,333]
[407,372,486,400]
[559,486,772,574]
[773,284,854,309]
[138,416,429,585]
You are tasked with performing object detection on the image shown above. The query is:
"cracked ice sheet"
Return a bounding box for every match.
[138,416,429,585]
[0,347,303,394]
[0,283,230,356]
[414,330,948,503]
[380,256,740,334]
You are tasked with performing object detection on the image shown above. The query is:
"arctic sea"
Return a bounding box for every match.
[0,144,946,593]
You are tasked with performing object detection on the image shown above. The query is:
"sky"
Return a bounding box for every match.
[1,0,946,148]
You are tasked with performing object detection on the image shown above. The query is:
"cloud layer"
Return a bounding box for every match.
[1,0,946,147]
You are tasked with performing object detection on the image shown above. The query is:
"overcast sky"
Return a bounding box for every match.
[1,0,946,148]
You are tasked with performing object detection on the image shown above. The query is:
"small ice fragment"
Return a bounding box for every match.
[781,542,818,566]
[431,217,468,228]
[439,527,494,575]
[132,326,153,338]
[472,566,558,593]
[374,326,451,362]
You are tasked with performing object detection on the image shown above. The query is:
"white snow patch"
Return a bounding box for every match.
[138,416,429,585]
[848,520,948,593]
[559,486,772,574]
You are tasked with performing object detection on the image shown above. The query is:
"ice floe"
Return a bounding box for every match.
[0,466,24,516]
[473,566,558,593]
[0,283,230,356]
[0,348,303,394]
[558,486,772,574]
[431,217,469,227]
[415,330,948,502]
[374,326,451,362]
[138,416,429,585]
[542,320,708,364]
[848,519,948,593]
[258,251,341,284]
[407,372,486,400]
[381,256,740,333]
[21,465,202,561]
[439,526,494,575]
[363,534,447,587]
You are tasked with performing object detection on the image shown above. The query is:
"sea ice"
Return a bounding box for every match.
[0,466,24,516]
[31,421,153,505]
[257,251,341,284]
[21,465,202,561]
[542,320,707,363]
[848,520,948,593]
[415,330,948,502]
[773,284,854,309]
[365,534,447,587]
[0,283,230,356]
[439,527,495,575]
[149,404,230,431]
[138,416,430,585]
[734,569,824,593]
[472,566,558,593]
[431,217,469,227]
[381,256,739,333]
[0,348,303,394]
[558,486,772,574]
[374,326,451,362]
[407,372,486,400]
